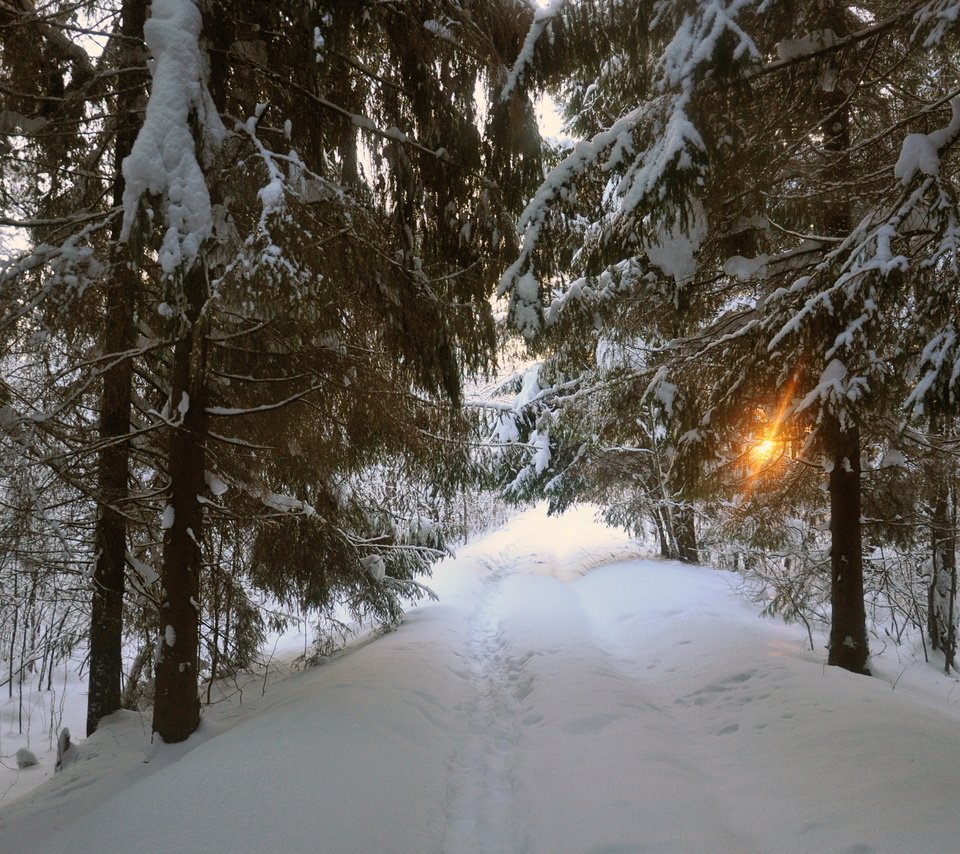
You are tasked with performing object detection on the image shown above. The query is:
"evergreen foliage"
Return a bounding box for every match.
[1,0,542,740]
[496,0,960,673]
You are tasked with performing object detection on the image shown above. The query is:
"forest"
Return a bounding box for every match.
[1,0,958,754]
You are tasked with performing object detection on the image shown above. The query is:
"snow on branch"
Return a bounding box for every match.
[239,105,290,230]
[913,0,960,46]
[496,102,649,336]
[499,0,763,337]
[119,0,226,276]
[654,0,761,90]
[499,0,568,103]
[905,326,960,415]
[0,221,109,334]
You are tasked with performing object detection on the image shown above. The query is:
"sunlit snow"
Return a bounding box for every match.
[4,505,960,853]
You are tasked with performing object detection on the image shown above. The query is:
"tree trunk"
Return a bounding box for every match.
[86,271,134,737]
[152,261,210,743]
[824,414,869,674]
[675,505,699,564]
[818,8,869,675]
[147,0,228,746]
[86,0,147,738]
[929,478,957,672]
[653,510,670,559]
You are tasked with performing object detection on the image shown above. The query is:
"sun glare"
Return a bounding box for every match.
[750,438,778,466]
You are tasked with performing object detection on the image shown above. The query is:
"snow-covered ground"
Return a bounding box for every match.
[4,504,960,853]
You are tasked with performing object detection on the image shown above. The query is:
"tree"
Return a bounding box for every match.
[498,0,960,674]
[115,0,541,741]
[2,0,542,742]
[87,0,148,738]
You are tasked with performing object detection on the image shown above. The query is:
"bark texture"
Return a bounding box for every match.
[824,415,869,674]
[86,0,147,738]
[153,261,210,743]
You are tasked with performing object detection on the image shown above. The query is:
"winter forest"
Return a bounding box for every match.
[2,0,960,851]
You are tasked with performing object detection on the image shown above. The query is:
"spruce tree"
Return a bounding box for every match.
[499,0,960,674]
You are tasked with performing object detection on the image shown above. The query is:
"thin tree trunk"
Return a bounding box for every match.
[819,9,869,675]
[824,415,869,674]
[675,505,699,564]
[153,261,210,743]
[653,510,670,559]
[86,0,147,738]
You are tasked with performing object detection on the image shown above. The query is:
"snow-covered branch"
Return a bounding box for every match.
[120,0,226,275]
[499,0,567,103]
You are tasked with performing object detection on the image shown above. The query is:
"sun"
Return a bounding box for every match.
[750,437,778,466]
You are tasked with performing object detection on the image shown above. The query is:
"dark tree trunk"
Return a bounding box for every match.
[818,12,869,675]
[824,415,869,674]
[86,0,147,738]
[654,511,670,559]
[675,505,699,564]
[152,261,210,743]
[149,0,227,746]
[86,269,134,737]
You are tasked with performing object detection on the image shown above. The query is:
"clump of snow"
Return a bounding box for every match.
[645,207,707,285]
[894,98,960,184]
[878,448,907,469]
[203,471,229,497]
[528,428,551,475]
[723,252,769,280]
[54,728,73,772]
[16,748,39,769]
[654,376,678,417]
[120,0,226,275]
[775,28,837,61]
[261,491,316,516]
[360,555,386,582]
[515,364,541,410]
[423,19,455,42]
[164,625,176,648]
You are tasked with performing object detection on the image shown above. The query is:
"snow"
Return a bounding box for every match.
[360,554,387,582]
[654,375,678,416]
[723,252,769,280]
[15,749,37,769]
[500,0,567,103]
[203,471,228,497]
[894,98,960,184]
[775,28,837,61]
[879,448,908,469]
[261,491,315,516]
[5,505,960,853]
[119,0,226,275]
[645,206,707,285]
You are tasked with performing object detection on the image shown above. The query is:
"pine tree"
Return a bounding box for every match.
[87,0,148,738]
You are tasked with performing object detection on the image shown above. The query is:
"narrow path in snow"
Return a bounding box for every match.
[440,540,764,853]
[442,553,527,854]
